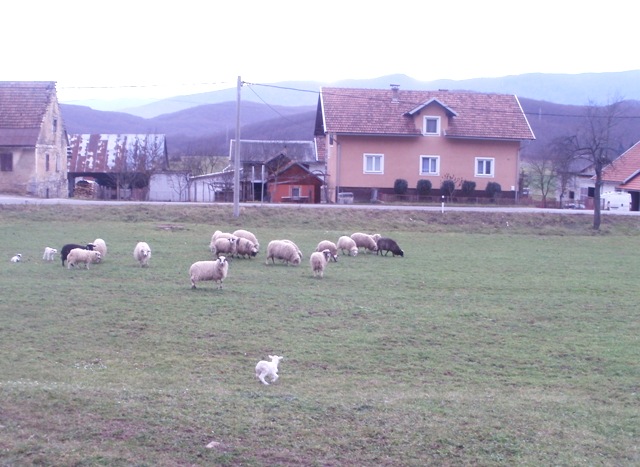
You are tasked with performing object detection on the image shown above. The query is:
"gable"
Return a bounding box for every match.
[229,139,316,164]
[317,87,535,141]
[602,140,640,183]
[0,81,57,146]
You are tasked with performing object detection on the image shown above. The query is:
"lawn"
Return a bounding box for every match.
[0,204,638,466]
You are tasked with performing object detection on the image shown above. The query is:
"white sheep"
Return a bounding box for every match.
[337,236,359,256]
[233,229,260,251]
[92,238,107,262]
[189,256,229,289]
[350,232,379,254]
[280,239,303,260]
[67,248,102,269]
[310,249,332,278]
[211,237,237,258]
[42,247,57,261]
[10,253,22,263]
[265,240,301,266]
[209,231,236,252]
[255,355,283,385]
[315,240,338,262]
[133,241,152,267]
[234,237,258,258]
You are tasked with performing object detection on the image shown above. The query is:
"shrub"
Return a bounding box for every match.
[393,178,408,195]
[486,182,502,199]
[440,179,456,199]
[416,179,432,196]
[461,180,476,196]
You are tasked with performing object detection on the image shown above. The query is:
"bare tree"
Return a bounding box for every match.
[525,138,575,208]
[565,99,626,229]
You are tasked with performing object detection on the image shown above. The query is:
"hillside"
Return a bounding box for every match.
[61,97,640,160]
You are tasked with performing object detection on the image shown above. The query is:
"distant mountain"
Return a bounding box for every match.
[61,71,640,118]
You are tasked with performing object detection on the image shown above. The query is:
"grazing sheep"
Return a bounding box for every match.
[310,249,332,278]
[255,355,283,385]
[42,247,57,261]
[10,253,22,263]
[60,243,95,267]
[337,236,359,256]
[67,248,101,269]
[376,237,404,257]
[92,238,107,262]
[315,240,338,262]
[133,241,152,267]
[233,229,260,251]
[350,232,379,254]
[211,237,237,258]
[280,239,303,260]
[209,231,236,252]
[189,256,229,289]
[234,237,258,258]
[265,240,301,266]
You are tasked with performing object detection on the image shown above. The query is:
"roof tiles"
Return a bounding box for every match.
[319,87,535,141]
[0,81,57,146]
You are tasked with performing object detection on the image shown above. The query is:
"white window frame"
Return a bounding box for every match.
[363,153,384,174]
[475,157,495,177]
[419,155,440,175]
[423,116,441,136]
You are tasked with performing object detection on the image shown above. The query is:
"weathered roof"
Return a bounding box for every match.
[229,139,317,164]
[0,81,57,146]
[68,134,168,173]
[318,87,535,141]
[602,140,640,190]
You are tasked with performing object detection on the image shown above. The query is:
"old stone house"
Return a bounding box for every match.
[0,81,68,198]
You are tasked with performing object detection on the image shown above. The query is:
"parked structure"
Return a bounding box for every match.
[0,81,68,198]
[68,134,168,200]
[314,85,535,203]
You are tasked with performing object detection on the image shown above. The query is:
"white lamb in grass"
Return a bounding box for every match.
[255,355,283,385]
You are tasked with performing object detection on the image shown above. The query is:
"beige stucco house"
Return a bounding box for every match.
[0,81,68,198]
[315,85,535,202]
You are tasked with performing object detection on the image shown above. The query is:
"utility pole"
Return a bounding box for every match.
[233,76,242,217]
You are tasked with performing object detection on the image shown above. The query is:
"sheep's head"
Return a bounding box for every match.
[269,355,283,364]
[350,247,358,257]
[217,256,227,265]
[321,249,332,261]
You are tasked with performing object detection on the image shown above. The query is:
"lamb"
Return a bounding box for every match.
[234,237,258,258]
[337,235,359,257]
[233,229,260,251]
[350,232,379,254]
[255,355,284,385]
[92,238,107,262]
[211,237,237,258]
[66,248,101,269]
[189,256,229,289]
[10,253,22,263]
[60,243,95,267]
[265,240,301,266]
[310,249,332,278]
[42,247,57,261]
[376,237,405,257]
[133,241,152,267]
[315,240,338,262]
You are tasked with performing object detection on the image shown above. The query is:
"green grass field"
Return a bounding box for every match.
[0,204,638,466]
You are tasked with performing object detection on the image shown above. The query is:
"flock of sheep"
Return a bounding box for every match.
[7,229,404,292]
[198,229,405,288]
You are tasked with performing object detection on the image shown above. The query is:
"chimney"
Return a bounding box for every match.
[390,84,400,103]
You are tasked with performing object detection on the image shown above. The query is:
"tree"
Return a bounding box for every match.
[440,173,462,201]
[525,143,558,208]
[565,99,626,229]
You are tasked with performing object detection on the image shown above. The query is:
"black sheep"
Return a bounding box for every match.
[376,237,404,257]
[60,243,95,267]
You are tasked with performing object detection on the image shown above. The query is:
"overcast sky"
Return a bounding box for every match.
[3,0,637,103]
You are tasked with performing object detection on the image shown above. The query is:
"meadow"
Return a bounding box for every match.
[0,203,638,466]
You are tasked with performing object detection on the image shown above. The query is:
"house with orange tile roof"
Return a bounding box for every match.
[314,85,535,203]
[0,81,69,198]
[599,140,640,210]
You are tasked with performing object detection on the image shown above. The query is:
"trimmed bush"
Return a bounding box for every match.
[416,179,432,196]
[486,181,502,199]
[393,178,408,195]
[461,180,476,196]
[440,179,456,198]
